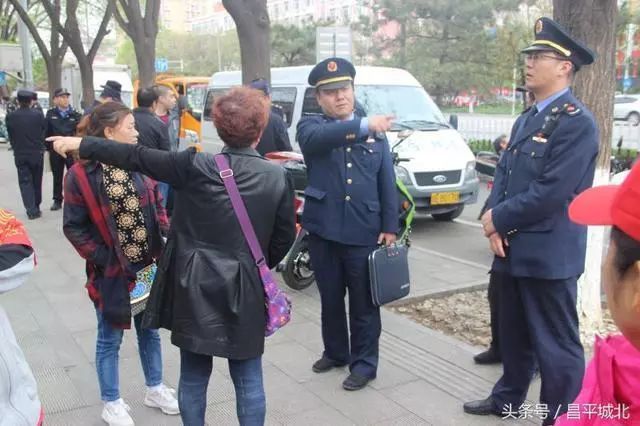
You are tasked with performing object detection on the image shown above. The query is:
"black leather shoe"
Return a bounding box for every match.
[342,372,373,391]
[463,397,502,416]
[473,348,501,365]
[312,357,347,373]
[50,201,62,211]
[27,211,42,220]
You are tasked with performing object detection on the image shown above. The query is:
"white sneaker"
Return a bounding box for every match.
[101,398,134,426]
[143,384,180,415]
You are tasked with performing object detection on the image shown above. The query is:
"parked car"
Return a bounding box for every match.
[614,94,640,125]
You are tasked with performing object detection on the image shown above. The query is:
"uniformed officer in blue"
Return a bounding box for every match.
[297,57,397,391]
[464,18,599,424]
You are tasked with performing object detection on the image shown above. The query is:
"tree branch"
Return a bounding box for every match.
[7,0,51,62]
[114,0,133,38]
[88,0,114,61]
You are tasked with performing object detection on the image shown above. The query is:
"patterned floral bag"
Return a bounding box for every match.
[130,263,157,316]
[214,154,292,336]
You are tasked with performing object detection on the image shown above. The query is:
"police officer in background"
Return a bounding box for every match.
[45,88,82,211]
[249,78,292,155]
[6,90,46,220]
[297,58,397,391]
[464,18,598,424]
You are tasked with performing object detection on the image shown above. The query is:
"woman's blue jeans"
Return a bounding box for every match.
[95,309,163,401]
[178,349,265,426]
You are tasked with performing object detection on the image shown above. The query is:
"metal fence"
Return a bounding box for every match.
[454,114,640,150]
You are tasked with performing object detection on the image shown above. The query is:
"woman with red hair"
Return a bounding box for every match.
[48,87,296,426]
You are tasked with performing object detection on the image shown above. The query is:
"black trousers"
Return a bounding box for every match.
[49,151,74,202]
[487,271,504,353]
[491,274,584,425]
[14,154,44,216]
[307,234,381,378]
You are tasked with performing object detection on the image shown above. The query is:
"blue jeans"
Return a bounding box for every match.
[178,350,265,426]
[95,309,163,401]
[156,181,170,209]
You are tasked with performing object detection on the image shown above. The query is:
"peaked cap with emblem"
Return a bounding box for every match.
[308,57,356,90]
[522,17,596,71]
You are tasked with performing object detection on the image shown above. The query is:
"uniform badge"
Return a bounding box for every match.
[535,19,543,34]
[327,61,338,72]
[532,132,548,144]
[565,104,581,116]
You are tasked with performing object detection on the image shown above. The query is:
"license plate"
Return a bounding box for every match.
[431,192,460,205]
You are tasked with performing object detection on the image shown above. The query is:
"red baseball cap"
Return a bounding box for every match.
[569,162,640,242]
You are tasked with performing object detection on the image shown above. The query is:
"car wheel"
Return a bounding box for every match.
[627,112,640,126]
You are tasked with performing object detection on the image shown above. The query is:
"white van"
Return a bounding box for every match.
[201,66,479,220]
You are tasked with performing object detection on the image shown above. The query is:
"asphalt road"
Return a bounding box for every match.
[408,182,494,268]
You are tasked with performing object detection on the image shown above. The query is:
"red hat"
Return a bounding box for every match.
[569,162,640,242]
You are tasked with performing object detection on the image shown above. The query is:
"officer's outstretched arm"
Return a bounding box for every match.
[492,117,598,234]
[297,116,361,156]
[378,138,399,234]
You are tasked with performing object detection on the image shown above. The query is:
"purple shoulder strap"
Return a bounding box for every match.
[214,154,268,269]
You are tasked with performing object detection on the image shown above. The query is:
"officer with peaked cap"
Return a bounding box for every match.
[297,57,398,391]
[5,90,47,219]
[464,18,599,424]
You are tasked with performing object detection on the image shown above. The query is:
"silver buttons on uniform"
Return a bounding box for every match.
[345,195,351,201]
[347,179,353,184]
[347,163,352,168]
[346,147,352,152]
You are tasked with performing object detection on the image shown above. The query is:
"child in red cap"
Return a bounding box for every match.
[556,164,640,425]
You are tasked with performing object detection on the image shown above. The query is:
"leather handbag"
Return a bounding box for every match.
[214,153,292,336]
[368,243,410,306]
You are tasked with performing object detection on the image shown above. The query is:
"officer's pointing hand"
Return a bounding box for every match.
[46,135,82,159]
[368,115,394,134]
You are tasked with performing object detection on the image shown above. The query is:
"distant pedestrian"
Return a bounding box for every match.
[45,88,82,211]
[6,90,46,220]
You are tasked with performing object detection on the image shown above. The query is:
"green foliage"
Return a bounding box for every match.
[270,23,315,67]
[364,0,530,102]
[32,57,48,89]
[116,29,241,79]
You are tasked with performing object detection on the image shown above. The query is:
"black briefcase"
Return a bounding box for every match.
[368,243,410,306]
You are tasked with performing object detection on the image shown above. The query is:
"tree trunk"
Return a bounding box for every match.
[553,0,618,340]
[46,59,63,101]
[135,38,156,87]
[222,0,270,84]
[78,60,95,108]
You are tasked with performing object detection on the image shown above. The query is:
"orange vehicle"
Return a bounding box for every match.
[133,75,209,149]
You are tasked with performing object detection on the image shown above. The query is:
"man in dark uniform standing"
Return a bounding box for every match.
[83,80,122,116]
[249,78,292,155]
[464,18,599,425]
[6,90,46,220]
[45,88,82,211]
[297,57,397,391]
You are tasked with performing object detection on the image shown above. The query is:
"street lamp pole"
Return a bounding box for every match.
[17,0,33,88]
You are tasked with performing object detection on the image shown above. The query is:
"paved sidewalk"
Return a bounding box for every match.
[0,146,540,425]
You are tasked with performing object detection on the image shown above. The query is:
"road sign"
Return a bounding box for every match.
[316,27,352,62]
[155,58,168,73]
[0,72,6,86]
[0,43,23,73]
[623,77,633,91]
